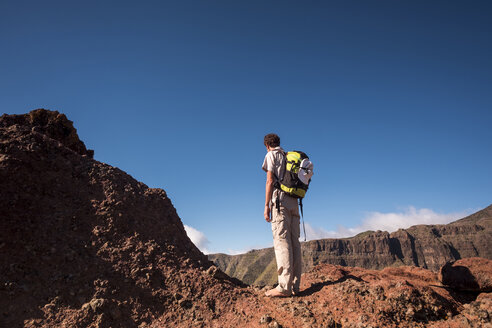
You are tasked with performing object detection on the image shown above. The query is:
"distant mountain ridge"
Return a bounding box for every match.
[208,205,492,286]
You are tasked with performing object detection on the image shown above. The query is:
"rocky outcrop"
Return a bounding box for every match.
[0,109,94,158]
[431,257,492,328]
[439,258,492,292]
[0,109,247,328]
[209,206,492,286]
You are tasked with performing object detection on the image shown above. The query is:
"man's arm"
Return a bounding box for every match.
[264,170,275,222]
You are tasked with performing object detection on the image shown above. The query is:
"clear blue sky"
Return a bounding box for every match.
[1,0,491,254]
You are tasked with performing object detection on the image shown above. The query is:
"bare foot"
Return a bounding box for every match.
[264,288,291,297]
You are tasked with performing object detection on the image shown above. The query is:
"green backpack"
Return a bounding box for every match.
[279,150,313,199]
[275,150,314,241]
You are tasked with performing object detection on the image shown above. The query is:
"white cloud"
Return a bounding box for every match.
[304,207,469,241]
[355,207,468,234]
[184,225,210,254]
[303,223,339,240]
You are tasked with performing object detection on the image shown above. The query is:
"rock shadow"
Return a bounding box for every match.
[299,274,364,297]
[440,263,480,291]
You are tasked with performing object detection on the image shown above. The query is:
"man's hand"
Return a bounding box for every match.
[264,204,271,222]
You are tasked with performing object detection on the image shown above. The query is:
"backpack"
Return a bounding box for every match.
[275,150,313,241]
[278,150,313,199]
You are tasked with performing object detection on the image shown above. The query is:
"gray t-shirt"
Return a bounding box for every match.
[262,146,285,184]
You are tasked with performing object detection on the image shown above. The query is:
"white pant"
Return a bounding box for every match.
[271,192,302,293]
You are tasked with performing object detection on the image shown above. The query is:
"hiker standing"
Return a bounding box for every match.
[262,133,303,297]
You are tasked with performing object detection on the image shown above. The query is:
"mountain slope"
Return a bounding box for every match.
[0,109,248,328]
[209,205,492,286]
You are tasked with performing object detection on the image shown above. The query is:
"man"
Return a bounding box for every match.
[262,133,302,297]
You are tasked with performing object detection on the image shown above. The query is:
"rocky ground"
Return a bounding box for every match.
[1,109,490,328]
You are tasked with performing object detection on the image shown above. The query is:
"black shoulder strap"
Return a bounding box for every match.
[278,149,287,181]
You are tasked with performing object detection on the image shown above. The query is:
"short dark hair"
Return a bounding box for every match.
[264,133,280,148]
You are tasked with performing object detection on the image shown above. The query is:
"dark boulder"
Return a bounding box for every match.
[439,257,492,292]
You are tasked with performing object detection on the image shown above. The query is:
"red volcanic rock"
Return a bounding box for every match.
[286,264,463,327]
[430,293,492,328]
[439,257,492,292]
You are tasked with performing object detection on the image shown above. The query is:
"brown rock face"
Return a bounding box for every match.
[439,258,492,292]
[0,110,247,328]
[210,206,492,286]
[0,109,94,158]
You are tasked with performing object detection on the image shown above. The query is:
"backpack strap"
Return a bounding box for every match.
[299,198,306,241]
[272,149,286,214]
[276,148,287,182]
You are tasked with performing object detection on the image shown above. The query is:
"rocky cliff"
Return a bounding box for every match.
[1,109,490,328]
[209,205,492,286]
[0,109,249,328]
